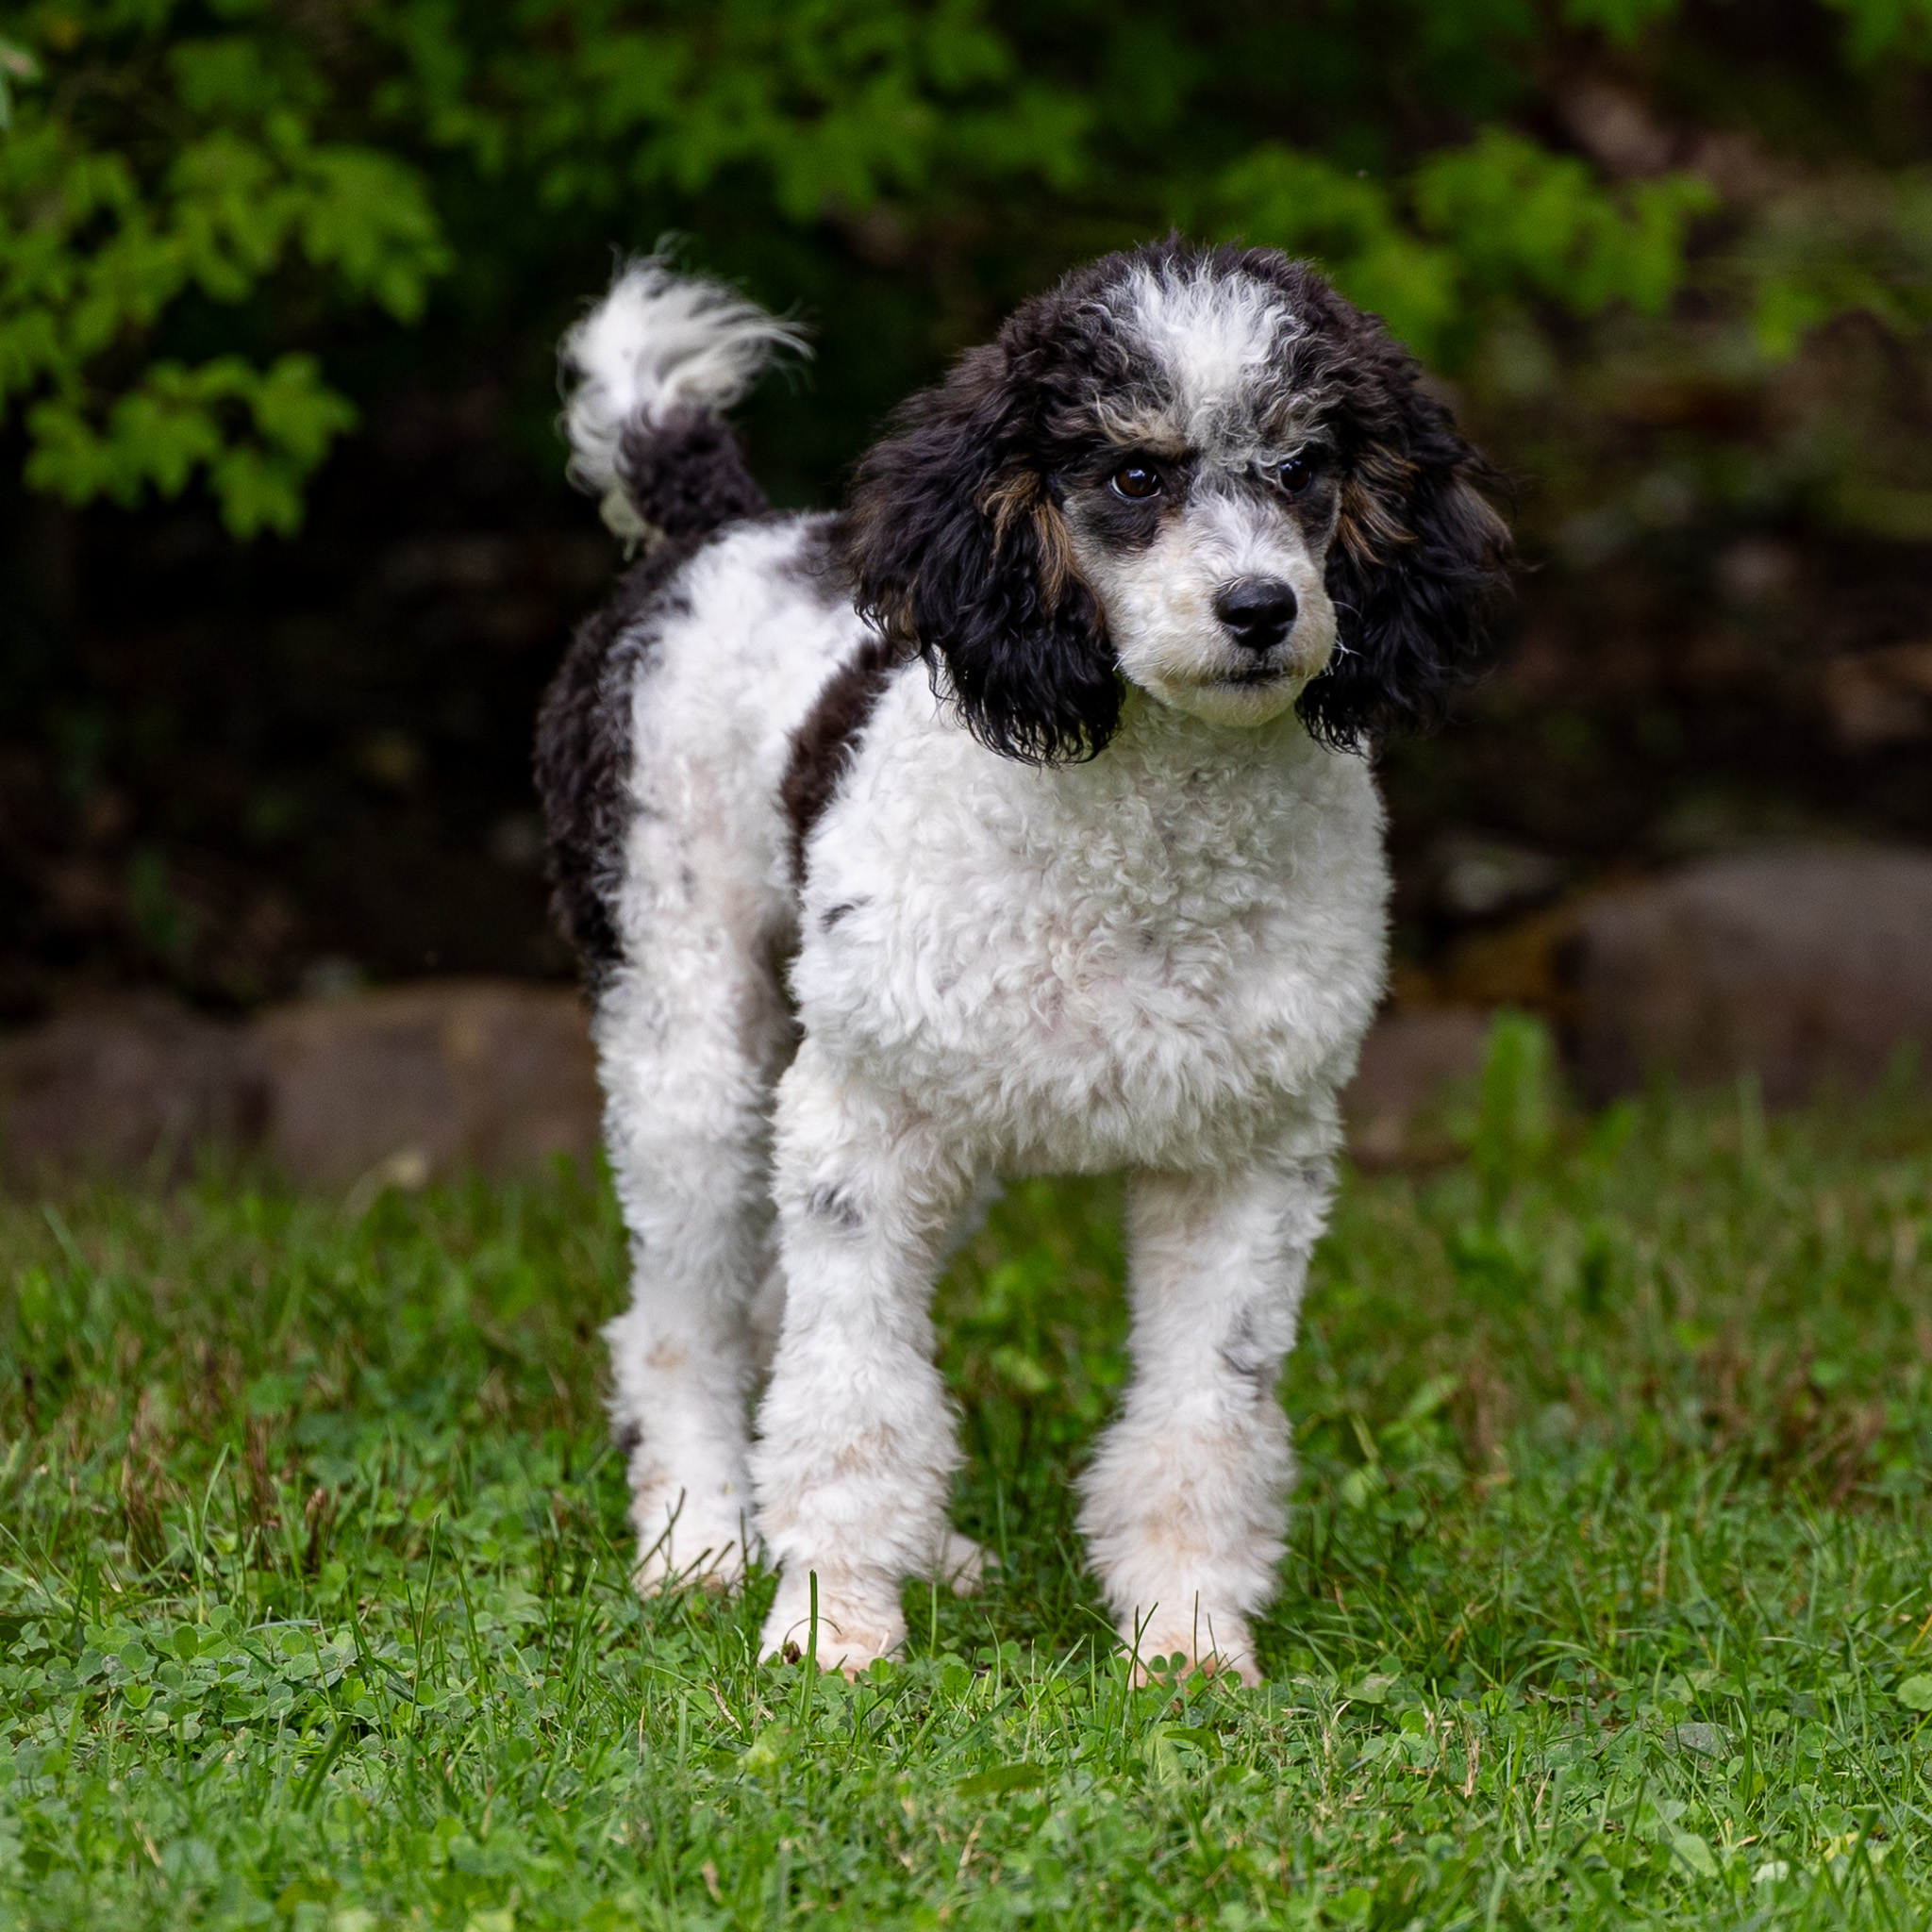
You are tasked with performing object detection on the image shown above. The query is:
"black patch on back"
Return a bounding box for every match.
[779,627,910,885]
[615,403,767,541]
[534,541,699,987]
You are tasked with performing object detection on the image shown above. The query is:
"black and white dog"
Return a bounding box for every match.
[537,239,1509,1680]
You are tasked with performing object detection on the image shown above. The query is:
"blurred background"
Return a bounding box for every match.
[3,0,1931,1058]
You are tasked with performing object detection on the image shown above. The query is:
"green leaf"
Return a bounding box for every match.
[1895,1674,1932,1710]
[1827,0,1932,63]
[1470,1010,1558,1209]
[1415,129,1714,321]
[1162,1724,1221,1755]
[956,1762,1045,1796]
[1669,1829,1719,1879]
[741,1724,793,1772]
[1400,1374,1460,1424]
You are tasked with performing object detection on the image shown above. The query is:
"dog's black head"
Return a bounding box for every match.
[842,238,1512,762]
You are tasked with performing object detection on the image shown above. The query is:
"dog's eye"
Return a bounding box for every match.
[1109,464,1162,501]
[1276,454,1315,493]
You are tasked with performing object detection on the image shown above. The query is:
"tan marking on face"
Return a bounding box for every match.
[980,468,1083,607]
[1337,476,1413,566]
[1336,444,1421,565]
[979,468,1039,548]
[1032,497,1077,605]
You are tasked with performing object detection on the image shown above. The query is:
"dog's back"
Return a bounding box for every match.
[535,264,858,993]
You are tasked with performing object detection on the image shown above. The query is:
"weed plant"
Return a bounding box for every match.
[5,1023,1932,1926]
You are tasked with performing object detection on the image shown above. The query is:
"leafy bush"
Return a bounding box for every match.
[7,0,1932,535]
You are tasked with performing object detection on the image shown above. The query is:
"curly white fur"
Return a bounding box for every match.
[588,515,1385,1670]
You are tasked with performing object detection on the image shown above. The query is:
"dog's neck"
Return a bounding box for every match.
[999,680,1338,822]
[917,675,1366,908]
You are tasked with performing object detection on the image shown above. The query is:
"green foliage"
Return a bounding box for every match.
[25,352,357,537]
[1416,133,1714,320]
[0,6,448,535]
[1563,0,1932,59]
[1732,169,1932,358]
[1468,1008,1559,1217]
[6,1088,1932,1923]
[1826,0,1932,64]
[396,0,1095,216]
[7,0,1932,536]
[1196,132,1715,365]
[0,0,1098,535]
[1562,0,1682,42]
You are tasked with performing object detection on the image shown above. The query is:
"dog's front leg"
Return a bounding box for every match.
[750,1040,973,1674]
[1078,1133,1337,1684]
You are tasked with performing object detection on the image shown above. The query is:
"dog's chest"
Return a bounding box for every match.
[793,692,1389,1168]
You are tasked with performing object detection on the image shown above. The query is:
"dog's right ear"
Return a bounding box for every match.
[842,345,1121,763]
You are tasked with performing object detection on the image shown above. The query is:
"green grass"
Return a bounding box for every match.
[8,1031,1932,1927]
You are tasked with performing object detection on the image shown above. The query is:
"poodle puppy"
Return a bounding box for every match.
[536,239,1509,1681]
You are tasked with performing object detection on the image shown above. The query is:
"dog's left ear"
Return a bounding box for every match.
[842,343,1120,763]
[1299,346,1514,750]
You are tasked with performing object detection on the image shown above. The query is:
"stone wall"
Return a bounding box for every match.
[5,844,1929,1187]
[0,979,598,1188]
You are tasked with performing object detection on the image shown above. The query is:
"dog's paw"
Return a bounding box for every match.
[759,1571,905,1679]
[634,1539,747,1598]
[630,1487,752,1597]
[1126,1616,1261,1688]
[927,1531,997,1598]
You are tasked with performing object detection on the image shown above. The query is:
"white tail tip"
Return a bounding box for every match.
[560,258,809,541]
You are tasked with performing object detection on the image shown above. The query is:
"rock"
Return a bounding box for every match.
[1344,1006,1491,1167]
[1574,848,1932,1102]
[0,977,604,1186]
[1429,833,1563,922]
[254,978,601,1185]
[0,992,267,1179]
[1822,642,1932,750]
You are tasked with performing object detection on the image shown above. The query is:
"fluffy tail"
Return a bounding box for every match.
[560,258,809,547]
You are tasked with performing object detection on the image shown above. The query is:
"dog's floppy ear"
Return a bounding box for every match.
[843,344,1121,763]
[1299,346,1513,751]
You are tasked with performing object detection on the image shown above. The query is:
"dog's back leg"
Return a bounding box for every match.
[597,918,794,1592]
[541,259,833,1594]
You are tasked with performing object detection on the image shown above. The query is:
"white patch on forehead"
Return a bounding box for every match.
[1118,266,1300,444]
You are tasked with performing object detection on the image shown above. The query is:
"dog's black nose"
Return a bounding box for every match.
[1213,577,1298,651]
